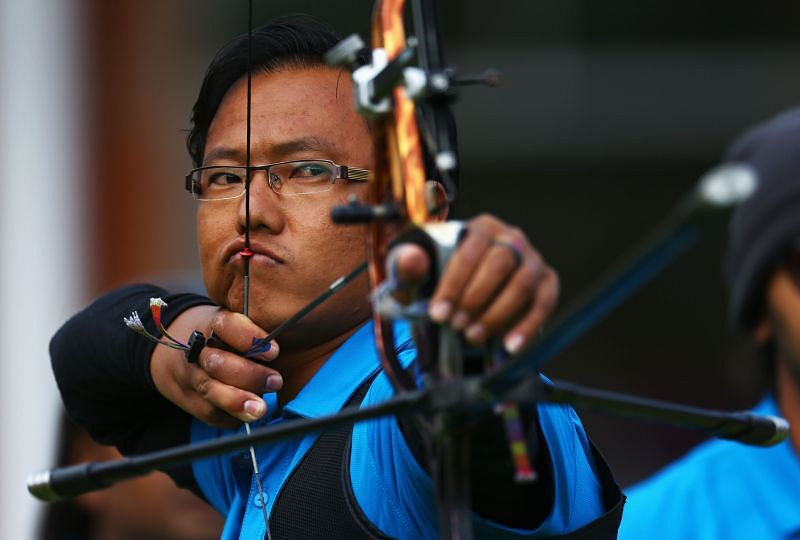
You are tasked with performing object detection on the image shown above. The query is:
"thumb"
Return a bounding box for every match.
[388,243,431,288]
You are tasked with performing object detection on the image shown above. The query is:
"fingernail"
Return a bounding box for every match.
[465,323,486,344]
[451,310,470,330]
[504,333,525,355]
[266,374,283,392]
[429,300,452,322]
[243,399,265,420]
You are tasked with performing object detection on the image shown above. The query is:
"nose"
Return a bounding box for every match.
[236,169,286,235]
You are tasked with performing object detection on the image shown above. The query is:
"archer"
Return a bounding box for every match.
[51,16,622,538]
[621,108,800,539]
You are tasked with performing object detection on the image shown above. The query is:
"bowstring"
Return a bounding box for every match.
[242,1,272,537]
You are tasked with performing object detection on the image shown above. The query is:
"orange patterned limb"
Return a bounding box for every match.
[367,0,431,393]
[393,86,428,225]
[377,0,430,225]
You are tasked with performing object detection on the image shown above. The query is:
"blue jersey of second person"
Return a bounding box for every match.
[620,396,800,540]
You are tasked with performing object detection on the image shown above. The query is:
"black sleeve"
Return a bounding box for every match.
[399,405,622,534]
[468,407,554,528]
[397,406,553,528]
[50,284,216,488]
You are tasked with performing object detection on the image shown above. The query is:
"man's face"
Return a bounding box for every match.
[197,66,373,348]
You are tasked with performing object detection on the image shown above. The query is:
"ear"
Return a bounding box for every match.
[426,181,449,222]
[753,318,773,345]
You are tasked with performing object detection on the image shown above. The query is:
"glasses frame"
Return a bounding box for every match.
[185,159,373,201]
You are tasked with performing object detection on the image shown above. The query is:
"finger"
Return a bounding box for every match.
[390,243,431,286]
[429,219,495,322]
[500,267,560,354]
[211,311,279,362]
[184,397,241,430]
[462,258,544,344]
[450,239,527,330]
[174,362,250,428]
[189,368,268,423]
[198,347,283,394]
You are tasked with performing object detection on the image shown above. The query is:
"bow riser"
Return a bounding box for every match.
[367,0,434,395]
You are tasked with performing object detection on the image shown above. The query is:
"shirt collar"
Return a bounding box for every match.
[282,320,414,419]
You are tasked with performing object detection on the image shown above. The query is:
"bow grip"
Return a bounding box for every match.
[390,221,466,296]
[388,221,480,381]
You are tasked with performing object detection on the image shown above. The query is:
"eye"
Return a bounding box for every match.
[206,170,244,186]
[288,162,330,179]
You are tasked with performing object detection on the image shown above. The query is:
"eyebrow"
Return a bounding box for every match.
[270,137,337,159]
[203,136,338,165]
[202,147,242,164]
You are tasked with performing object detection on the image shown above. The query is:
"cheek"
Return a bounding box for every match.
[196,205,236,300]
[300,217,368,263]
[294,192,368,250]
[196,208,217,264]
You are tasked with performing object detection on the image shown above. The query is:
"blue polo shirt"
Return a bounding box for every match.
[620,395,800,540]
[191,321,605,539]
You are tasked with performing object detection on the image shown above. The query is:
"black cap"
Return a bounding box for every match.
[725,107,800,330]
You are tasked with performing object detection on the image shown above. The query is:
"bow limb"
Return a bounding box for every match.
[368,0,430,394]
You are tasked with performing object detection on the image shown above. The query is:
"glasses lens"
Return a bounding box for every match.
[270,161,335,195]
[194,167,247,200]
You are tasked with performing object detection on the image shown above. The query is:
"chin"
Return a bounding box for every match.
[211,278,246,312]
[223,293,245,314]
[229,292,294,331]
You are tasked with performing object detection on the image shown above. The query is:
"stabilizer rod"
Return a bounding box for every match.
[541,379,789,447]
[28,389,426,502]
[483,163,758,394]
[29,369,788,502]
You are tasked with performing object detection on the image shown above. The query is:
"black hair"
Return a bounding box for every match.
[186,14,459,197]
[187,15,365,168]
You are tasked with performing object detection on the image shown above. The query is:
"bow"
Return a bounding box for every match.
[330,1,473,536]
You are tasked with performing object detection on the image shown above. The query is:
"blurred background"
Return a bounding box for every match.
[2,0,799,537]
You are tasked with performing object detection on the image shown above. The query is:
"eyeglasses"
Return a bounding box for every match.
[185,159,372,201]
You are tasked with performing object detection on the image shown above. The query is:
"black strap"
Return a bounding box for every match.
[270,370,623,539]
[269,370,389,539]
[549,443,625,540]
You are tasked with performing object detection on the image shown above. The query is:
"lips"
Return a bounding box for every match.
[223,237,284,266]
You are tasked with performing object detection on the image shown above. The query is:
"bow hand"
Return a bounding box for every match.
[392,214,559,355]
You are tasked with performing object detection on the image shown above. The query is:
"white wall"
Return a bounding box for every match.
[0,0,86,538]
